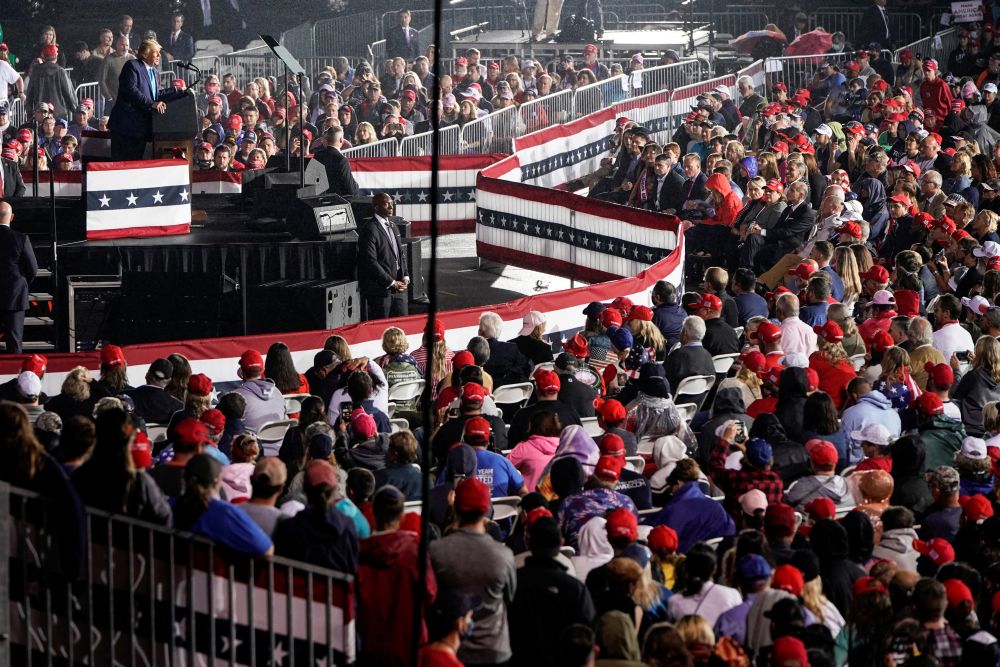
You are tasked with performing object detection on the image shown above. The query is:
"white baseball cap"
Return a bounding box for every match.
[850,423,893,447]
[974,241,1000,258]
[16,371,41,399]
[518,310,546,336]
[870,289,896,306]
[962,294,991,315]
[814,123,833,137]
[739,489,768,515]
[960,436,988,460]
[986,83,999,94]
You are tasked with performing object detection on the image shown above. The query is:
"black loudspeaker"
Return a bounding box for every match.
[288,194,359,240]
[248,279,360,334]
[250,158,330,219]
[116,271,236,344]
[402,237,427,301]
[67,276,121,351]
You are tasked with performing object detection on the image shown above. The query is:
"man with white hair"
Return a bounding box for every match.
[479,311,532,388]
[919,171,947,220]
[737,76,763,119]
[664,316,716,401]
[776,293,817,358]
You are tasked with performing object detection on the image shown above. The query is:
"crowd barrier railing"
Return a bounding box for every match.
[691,8,770,37]
[314,11,380,60]
[8,97,26,130]
[74,81,99,109]
[281,20,317,58]
[1,482,356,666]
[459,105,518,154]
[808,8,924,46]
[399,124,462,156]
[894,27,959,62]
[342,136,400,158]
[519,88,573,134]
[763,52,853,92]
[626,59,704,97]
[736,59,767,104]
[574,75,630,118]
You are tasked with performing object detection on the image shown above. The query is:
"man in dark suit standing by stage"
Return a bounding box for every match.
[858,0,891,50]
[314,126,359,197]
[358,192,408,320]
[386,9,420,62]
[1,147,26,199]
[0,202,37,354]
[164,13,196,65]
[108,39,186,161]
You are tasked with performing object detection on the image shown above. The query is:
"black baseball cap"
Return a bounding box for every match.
[148,358,174,381]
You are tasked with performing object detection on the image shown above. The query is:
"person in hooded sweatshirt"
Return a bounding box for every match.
[357,485,436,667]
[838,386,902,465]
[334,408,388,472]
[231,349,286,433]
[696,387,752,466]
[784,440,851,511]
[871,506,921,571]
[961,104,1000,155]
[775,367,810,443]
[644,459,735,552]
[748,414,811,486]
[809,518,866,617]
[889,434,935,520]
[508,410,562,492]
[686,172,742,256]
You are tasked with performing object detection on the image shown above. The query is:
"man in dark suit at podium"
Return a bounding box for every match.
[108,39,186,161]
[0,202,38,354]
[358,192,409,320]
[313,126,359,197]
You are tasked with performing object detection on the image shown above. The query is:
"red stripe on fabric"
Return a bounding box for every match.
[20,170,83,184]
[514,107,616,151]
[347,154,503,173]
[613,90,672,114]
[477,172,568,205]
[476,241,625,283]
[85,158,188,172]
[481,155,520,179]
[85,223,190,240]
[410,219,474,235]
[192,170,242,184]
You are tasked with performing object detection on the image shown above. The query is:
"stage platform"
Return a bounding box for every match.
[450,27,712,60]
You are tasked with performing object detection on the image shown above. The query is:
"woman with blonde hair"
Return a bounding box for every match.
[254,76,275,114]
[674,615,717,667]
[629,318,667,361]
[44,366,97,421]
[972,209,1000,245]
[946,151,979,205]
[374,326,422,413]
[827,303,865,356]
[952,335,1000,435]
[832,246,863,311]
[355,121,378,145]
[872,346,915,412]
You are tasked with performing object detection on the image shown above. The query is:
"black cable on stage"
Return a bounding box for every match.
[414,0,444,660]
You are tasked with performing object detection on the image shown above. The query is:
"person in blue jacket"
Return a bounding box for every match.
[644,458,735,552]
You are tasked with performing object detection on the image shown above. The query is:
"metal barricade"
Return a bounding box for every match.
[343,136,399,157]
[369,40,387,67]
[661,73,736,139]
[8,97,26,130]
[74,81,100,106]
[1,482,356,667]
[628,59,703,95]
[764,52,852,92]
[315,11,379,60]
[574,74,629,118]
[460,105,520,154]
[810,9,923,47]
[399,124,462,156]
[281,21,316,58]
[691,9,770,37]
[519,88,573,134]
[217,45,285,87]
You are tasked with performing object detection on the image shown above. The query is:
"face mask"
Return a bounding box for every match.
[830,43,844,52]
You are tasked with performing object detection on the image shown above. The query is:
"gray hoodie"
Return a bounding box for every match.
[871,527,920,572]
[785,474,851,510]
[962,105,1000,155]
[232,378,287,432]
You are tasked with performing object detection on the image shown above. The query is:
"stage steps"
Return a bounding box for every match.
[12,255,57,353]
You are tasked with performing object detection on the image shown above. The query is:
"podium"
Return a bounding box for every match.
[152,92,199,170]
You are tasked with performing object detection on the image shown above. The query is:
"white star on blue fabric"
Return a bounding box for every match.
[98,194,110,207]
[152,190,164,204]
[126,192,138,206]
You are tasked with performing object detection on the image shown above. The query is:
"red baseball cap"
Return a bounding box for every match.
[595,398,627,423]
[628,305,653,322]
[771,141,789,154]
[304,459,339,490]
[452,350,475,370]
[605,507,638,542]
[698,293,722,312]
[771,637,809,667]
[944,579,974,612]
[174,418,213,446]
[563,333,590,358]
[533,369,561,394]
[611,296,634,313]
[933,216,957,234]
[916,392,944,415]
[463,415,492,444]
[952,98,966,112]
[648,525,679,553]
[809,440,838,467]
[454,477,491,513]
[599,309,623,328]
[131,431,153,469]
[740,350,767,373]
[924,362,954,389]
[764,178,784,192]
[524,506,553,528]
[804,497,837,520]
[814,321,844,343]
[20,354,47,376]
[859,265,890,283]
[771,564,805,596]
[913,537,956,566]
[239,349,264,371]
[960,493,994,522]
[805,368,819,392]
[100,344,126,367]
[594,455,625,482]
[431,319,446,342]
[756,320,782,344]
[888,193,911,205]
[41,44,58,59]
[598,433,626,457]
[200,408,226,435]
[787,262,815,281]
[853,576,888,596]
[869,329,894,355]
[187,373,213,398]
[461,382,486,404]
[351,408,378,439]
[837,221,863,239]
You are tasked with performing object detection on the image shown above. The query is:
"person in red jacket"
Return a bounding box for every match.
[919,59,953,131]
[808,321,858,409]
[688,172,742,256]
[358,486,437,665]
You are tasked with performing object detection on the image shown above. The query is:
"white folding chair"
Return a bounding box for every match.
[712,353,739,375]
[733,326,744,339]
[146,423,168,444]
[492,496,522,522]
[492,382,534,407]
[390,418,410,433]
[256,419,298,456]
[625,456,645,473]
[388,379,425,404]
[840,465,857,478]
[638,507,661,517]
[675,403,698,423]
[850,354,866,371]
[559,545,576,558]
[580,417,603,437]
[532,362,555,374]
[674,374,716,410]
[705,537,724,550]
[386,402,397,418]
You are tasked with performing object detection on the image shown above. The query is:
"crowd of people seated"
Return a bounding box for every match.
[9,6,1000,667]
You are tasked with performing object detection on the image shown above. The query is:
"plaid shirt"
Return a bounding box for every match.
[926,625,962,667]
[709,439,785,514]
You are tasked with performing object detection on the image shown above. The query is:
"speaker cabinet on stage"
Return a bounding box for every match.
[248,279,360,334]
[402,237,427,301]
[116,271,237,344]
